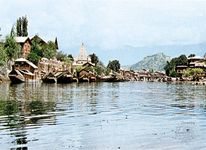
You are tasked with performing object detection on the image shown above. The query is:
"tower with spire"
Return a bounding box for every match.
[73,43,92,66]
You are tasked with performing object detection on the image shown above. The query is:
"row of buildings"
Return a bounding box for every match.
[176,56,206,75]
[6,35,95,82]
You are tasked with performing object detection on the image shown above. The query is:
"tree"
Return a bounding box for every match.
[67,54,74,61]
[4,36,21,61]
[28,39,42,65]
[0,43,7,66]
[188,54,195,58]
[16,16,28,36]
[183,68,203,81]
[56,51,67,61]
[177,55,188,66]
[107,60,121,72]
[10,25,16,37]
[22,16,28,36]
[164,54,188,77]
[89,53,99,66]
[42,41,57,59]
[16,17,22,36]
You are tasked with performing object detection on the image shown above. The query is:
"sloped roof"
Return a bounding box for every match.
[14,37,30,43]
[188,56,204,60]
[15,58,38,69]
[31,35,47,44]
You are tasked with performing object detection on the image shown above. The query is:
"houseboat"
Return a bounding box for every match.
[56,70,74,83]
[9,58,39,83]
[41,72,57,83]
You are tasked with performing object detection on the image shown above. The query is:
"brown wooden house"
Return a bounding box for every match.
[15,37,32,58]
[14,58,39,80]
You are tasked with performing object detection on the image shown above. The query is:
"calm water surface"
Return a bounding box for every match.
[1,82,206,150]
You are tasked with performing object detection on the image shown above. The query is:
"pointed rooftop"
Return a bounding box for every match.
[73,43,92,66]
[77,43,89,61]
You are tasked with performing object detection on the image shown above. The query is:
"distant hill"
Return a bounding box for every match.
[87,43,206,66]
[130,53,170,72]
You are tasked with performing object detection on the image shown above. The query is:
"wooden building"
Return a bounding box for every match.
[15,37,32,58]
[14,58,39,80]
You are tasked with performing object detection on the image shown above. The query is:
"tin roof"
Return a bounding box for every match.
[15,58,38,69]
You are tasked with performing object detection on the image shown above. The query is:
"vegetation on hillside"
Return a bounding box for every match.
[89,53,99,66]
[183,68,204,81]
[164,54,188,77]
[107,60,120,72]
[4,36,21,61]
[130,53,170,72]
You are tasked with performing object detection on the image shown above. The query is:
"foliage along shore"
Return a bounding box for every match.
[1,16,206,85]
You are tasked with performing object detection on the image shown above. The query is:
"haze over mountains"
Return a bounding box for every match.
[88,42,206,66]
[130,53,170,72]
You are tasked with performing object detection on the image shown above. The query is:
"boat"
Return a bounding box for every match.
[9,58,39,83]
[56,71,74,83]
[9,69,25,83]
[42,72,57,83]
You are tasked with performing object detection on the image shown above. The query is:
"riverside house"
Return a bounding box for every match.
[188,56,206,69]
[15,35,59,59]
[9,58,39,83]
[14,37,32,58]
[176,56,206,76]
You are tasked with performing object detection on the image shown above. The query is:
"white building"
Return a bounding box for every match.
[73,43,93,66]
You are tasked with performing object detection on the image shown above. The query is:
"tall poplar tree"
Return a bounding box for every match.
[22,16,28,36]
[16,17,22,36]
[16,16,28,36]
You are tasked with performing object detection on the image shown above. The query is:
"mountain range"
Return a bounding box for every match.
[87,42,206,66]
[130,53,170,72]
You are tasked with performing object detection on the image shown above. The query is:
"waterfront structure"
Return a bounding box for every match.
[176,65,188,74]
[15,35,59,58]
[38,57,65,76]
[9,58,39,83]
[188,56,206,68]
[14,37,32,58]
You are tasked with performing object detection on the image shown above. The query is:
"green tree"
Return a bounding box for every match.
[28,39,42,65]
[177,55,188,66]
[10,25,16,37]
[0,43,7,66]
[183,68,203,81]
[67,54,74,61]
[107,60,121,72]
[16,16,28,36]
[16,17,22,36]
[188,54,195,58]
[22,16,28,36]
[4,36,21,61]
[94,65,105,75]
[56,51,67,61]
[164,54,188,77]
[89,53,99,66]
[43,41,56,59]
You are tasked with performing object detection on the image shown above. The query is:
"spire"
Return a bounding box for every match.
[78,43,88,61]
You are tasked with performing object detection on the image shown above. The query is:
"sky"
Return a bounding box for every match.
[1,0,206,65]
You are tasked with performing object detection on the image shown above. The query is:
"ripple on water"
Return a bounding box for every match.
[0,82,206,149]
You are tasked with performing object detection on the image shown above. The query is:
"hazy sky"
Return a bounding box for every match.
[1,0,206,64]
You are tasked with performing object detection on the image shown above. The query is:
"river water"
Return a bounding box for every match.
[0,82,206,150]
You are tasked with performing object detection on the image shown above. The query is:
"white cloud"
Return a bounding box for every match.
[1,0,206,51]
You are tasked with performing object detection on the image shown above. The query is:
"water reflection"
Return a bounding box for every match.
[1,82,206,149]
